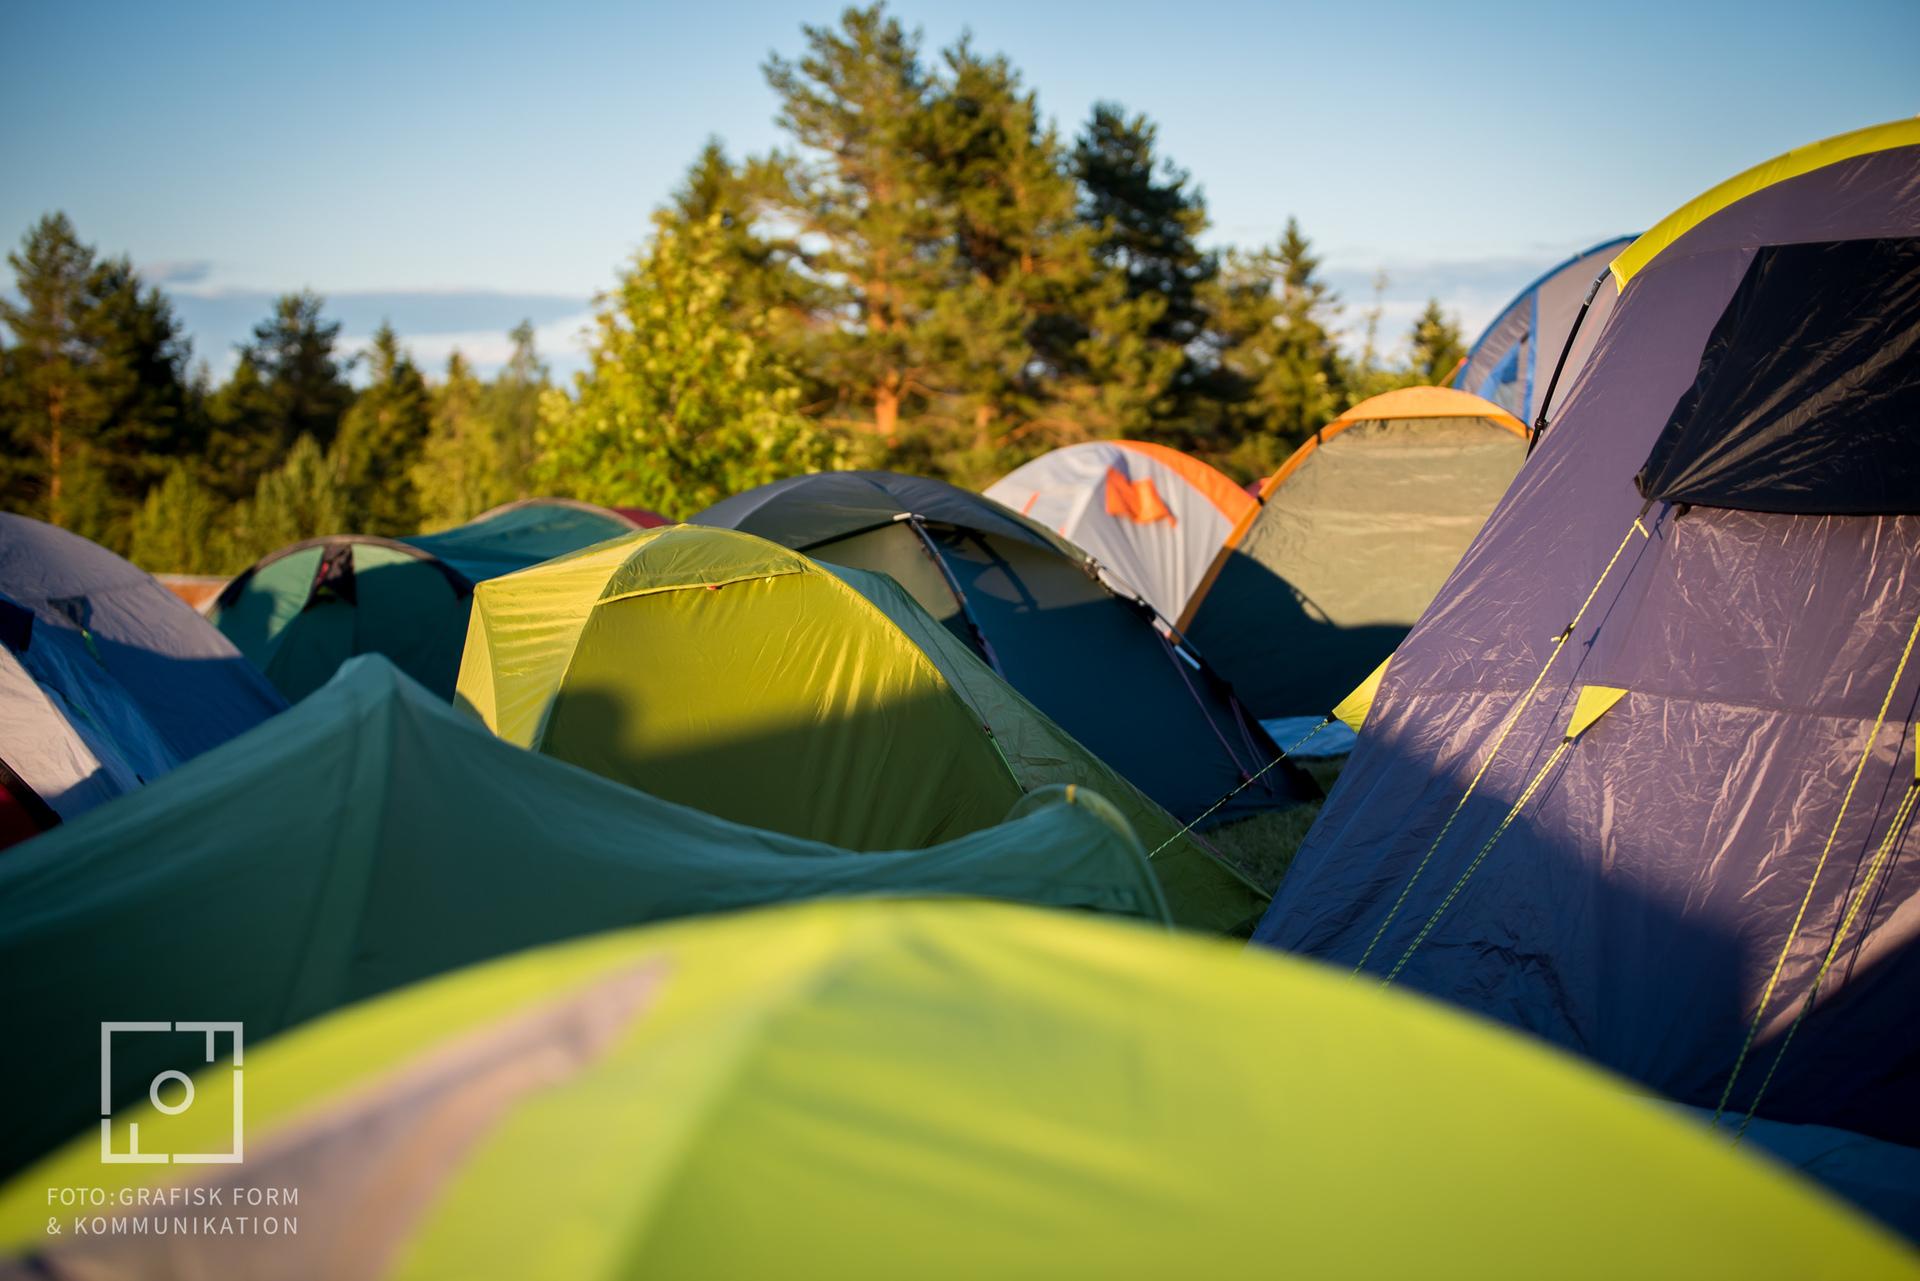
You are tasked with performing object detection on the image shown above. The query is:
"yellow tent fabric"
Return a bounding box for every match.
[1609,118,1920,288]
[3,899,1908,1278]
[1566,684,1630,740]
[1332,656,1392,732]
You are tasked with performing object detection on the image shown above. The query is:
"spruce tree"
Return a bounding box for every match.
[211,292,353,497]
[331,323,432,534]
[1406,298,1466,385]
[489,320,548,491]
[412,351,508,529]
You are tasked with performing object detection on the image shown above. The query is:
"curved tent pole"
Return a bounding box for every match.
[898,514,1006,678]
[1527,267,1610,457]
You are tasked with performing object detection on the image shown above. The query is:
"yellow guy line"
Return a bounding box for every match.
[1732,778,1919,1141]
[1353,514,1651,974]
[1713,606,1920,1125]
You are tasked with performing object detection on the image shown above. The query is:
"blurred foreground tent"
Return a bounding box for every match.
[1259,120,1920,1227]
[1178,387,1527,721]
[0,657,1165,1178]
[0,514,284,844]
[1453,235,1636,425]
[4,899,1907,1277]
[456,525,1265,932]
[210,499,648,701]
[695,472,1314,827]
[984,440,1255,622]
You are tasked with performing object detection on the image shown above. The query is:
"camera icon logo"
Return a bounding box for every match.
[99,1022,244,1165]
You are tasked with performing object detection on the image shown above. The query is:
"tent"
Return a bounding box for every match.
[210,499,641,701]
[0,514,284,833]
[1453,235,1636,425]
[457,524,1265,933]
[0,656,1167,1178]
[694,472,1313,827]
[1259,121,1920,1181]
[1178,387,1527,721]
[984,440,1255,622]
[4,898,1907,1277]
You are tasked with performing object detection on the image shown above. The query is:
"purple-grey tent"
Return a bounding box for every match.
[1452,234,1634,427]
[1257,119,1920,1211]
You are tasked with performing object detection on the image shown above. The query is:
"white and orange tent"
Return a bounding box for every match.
[985,440,1253,622]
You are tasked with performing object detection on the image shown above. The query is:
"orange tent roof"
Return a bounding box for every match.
[1327,386,1528,433]
[1112,440,1257,524]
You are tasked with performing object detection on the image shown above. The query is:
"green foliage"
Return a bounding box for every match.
[0,214,193,549]
[534,214,843,515]
[331,323,432,535]
[1406,298,1466,385]
[209,292,353,499]
[227,434,350,560]
[128,464,231,575]
[412,351,511,530]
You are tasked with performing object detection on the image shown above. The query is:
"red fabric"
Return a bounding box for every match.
[0,779,49,851]
[1104,468,1176,526]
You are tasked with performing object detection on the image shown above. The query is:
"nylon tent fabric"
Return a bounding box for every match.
[1180,388,1527,720]
[693,471,1314,828]
[0,655,1166,1180]
[984,440,1255,621]
[455,525,1265,933]
[210,501,636,702]
[1454,236,1634,424]
[1256,123,1920,1204]
[0,513,284,822]
[3,899,1910,1279]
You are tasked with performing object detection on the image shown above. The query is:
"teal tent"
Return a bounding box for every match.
[210,500,641,700]
[0,655,1165,1178]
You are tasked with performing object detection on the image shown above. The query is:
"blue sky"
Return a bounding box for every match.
[3,0,1915,378]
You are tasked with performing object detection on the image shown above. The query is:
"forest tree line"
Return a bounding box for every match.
[0,5,1464,575]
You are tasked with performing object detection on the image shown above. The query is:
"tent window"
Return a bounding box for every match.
[1635,236,1920,515]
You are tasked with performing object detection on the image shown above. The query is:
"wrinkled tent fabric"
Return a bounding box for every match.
[694,472,1313,827]
[0,657,1166,1179]
[1180,387,1527,720]
[0,514,284,823]
[456,525,1265,933]
[1258,123,1920,1185]
[984,440,1255,621]
[211,501,639,701]
[1454,236,1634,424]
[4,899,1908,1279]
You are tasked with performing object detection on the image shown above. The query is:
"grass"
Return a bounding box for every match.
[1203,758,1345,897]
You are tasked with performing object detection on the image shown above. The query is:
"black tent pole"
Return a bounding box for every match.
[1527,267,1612,457]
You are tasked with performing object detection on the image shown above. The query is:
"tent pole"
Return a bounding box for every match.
[1527,268,1611,457]
[902,515,1006,678]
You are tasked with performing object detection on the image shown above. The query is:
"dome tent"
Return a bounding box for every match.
[1454,235,1636,425]
[1178,386,1527,720]
[0,514,284,832]
[694,471,1314,828]
[984,439,1256,621]
[1257,121,1920,1223]
[4,899,1907,1277]
[0,656,1165,1179]
[456,524,1266,933]
[211,499,643,701]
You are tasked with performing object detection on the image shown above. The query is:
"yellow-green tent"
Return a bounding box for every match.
[455,524,1266,933]
[4,899,1907,1278]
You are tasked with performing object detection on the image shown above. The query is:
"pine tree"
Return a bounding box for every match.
[1072,104,1214,437]
[331,323,432,534]
[759,4,946,443]
[211,292,353,497]
[1201,218,1345,474]
[535,214,842,515]
[1406,298,1466,385]
[0,214,194,547]
[223,434,349,561]
[412,351,508,529]
[489,320,548,492]
[129,463,234,574]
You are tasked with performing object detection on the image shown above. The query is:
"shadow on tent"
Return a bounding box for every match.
[1266,726,1920,1242]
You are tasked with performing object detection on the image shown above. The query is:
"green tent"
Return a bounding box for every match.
[694,472,1317,827]
[0,655,1165,1179]
[5,899,1907,1278]
[456,524,1267,933]
[210,500,642,701]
